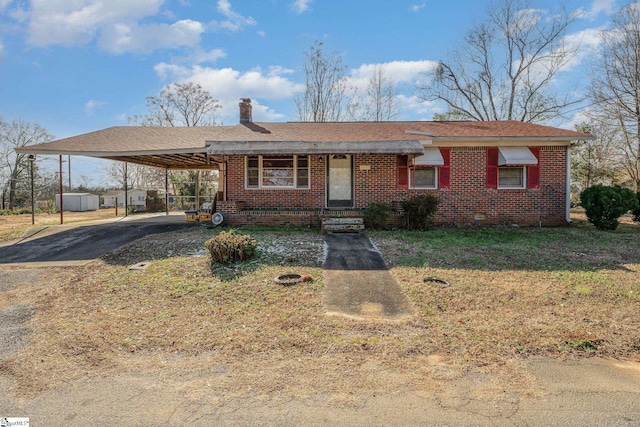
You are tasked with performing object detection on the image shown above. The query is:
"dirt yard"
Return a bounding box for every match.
[0,213,639,425]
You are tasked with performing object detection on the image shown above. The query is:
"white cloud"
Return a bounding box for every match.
[153,63,303,123]
[592,0,616,15]
[257,30,266,37]
[580,0,616,19]
[85,99,107,115]
[560,27,604,71]
[408,3,425,13]
[0,39,4,61]
[291,0,312,14]
[154,62,193,81]
[397,94,440,120]
[0,0,12,11]
[349,60,438,90]
[210,0,256,32]
[23,0,204,54]
[27,0,163,46]
[560,109,592,131]
[193,48,226,64]
[99,19,204,54]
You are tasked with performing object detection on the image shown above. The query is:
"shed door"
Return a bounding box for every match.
[327,154,353,208]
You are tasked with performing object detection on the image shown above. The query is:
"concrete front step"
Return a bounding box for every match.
[322,217,364,233]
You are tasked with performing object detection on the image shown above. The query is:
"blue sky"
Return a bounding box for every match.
[0,0,626,186]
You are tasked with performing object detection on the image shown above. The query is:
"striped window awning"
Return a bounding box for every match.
[412,147,444,166]
[498,147,538,165]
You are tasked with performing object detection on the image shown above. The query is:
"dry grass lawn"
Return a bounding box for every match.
[1,212,639,400]
[0,209,124,242]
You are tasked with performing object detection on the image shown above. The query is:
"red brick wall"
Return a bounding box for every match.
[221,146,568,227]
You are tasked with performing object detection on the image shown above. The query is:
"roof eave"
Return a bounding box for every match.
[15,147,209,157]
[205,140,426,155]
[432,135,595,142]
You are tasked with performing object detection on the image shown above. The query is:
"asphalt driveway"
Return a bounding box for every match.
[0,214,193,266]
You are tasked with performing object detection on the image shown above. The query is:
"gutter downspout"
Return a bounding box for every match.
[566,145,571,224]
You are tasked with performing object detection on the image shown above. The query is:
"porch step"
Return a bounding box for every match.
[322,217,364,233]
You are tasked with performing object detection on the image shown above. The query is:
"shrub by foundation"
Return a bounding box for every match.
[580,185,638,231]
[205,229,257,264]
[363,202,391,230]
[402,194,440,230]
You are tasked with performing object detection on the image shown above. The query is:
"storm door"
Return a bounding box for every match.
[327,154,353,208]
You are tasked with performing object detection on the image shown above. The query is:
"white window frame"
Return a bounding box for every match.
[409,166,438,189]
[245,155,310,190]
[498,166,526,189]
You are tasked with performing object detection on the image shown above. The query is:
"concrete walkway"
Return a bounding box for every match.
[322,233,413,320]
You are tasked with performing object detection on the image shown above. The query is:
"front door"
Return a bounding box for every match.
[327,154,353,208]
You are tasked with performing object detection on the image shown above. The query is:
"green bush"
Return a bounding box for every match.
[402,194,440,230]
[580,185,638,230]
[633,192,640,223]
[204,229,257,265]
[363,202,391,230]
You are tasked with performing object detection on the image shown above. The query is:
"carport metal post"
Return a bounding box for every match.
[28,154,35,225]
[165,167,169,216]
[124,162,128,217]
[59,155,63,224]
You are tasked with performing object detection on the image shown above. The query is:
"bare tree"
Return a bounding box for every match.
[105,162,166,190]
[295,41,351,122]
[571,121,622,193]
[124,83,221,205]
[351,65,400,121]
[130,82,222,127]
[590,3,640,191]
[0,118,53,210]
[417,0,580,123]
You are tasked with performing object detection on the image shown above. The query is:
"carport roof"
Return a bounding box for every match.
[17,121,592,169]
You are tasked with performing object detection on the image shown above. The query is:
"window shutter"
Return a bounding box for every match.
[527,147,540,189]
[486,148,498,188]
[397,155,408,189]
[438,147,451,189]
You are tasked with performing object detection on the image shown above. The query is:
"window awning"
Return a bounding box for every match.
[413,147,444,166]
[498,147,538,166]
[206,140,425,155]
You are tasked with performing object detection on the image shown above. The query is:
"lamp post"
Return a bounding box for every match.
[27,154,36,225]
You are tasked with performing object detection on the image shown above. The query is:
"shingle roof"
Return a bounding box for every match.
[17,121,591,169]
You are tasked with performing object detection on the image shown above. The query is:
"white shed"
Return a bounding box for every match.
[55,193,100,212]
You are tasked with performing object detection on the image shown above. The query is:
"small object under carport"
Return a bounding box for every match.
[185,210,199,222]
[199,212,212,222]
[211,212,225,226]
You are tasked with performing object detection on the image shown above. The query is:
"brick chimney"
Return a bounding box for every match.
[239,98,252,123]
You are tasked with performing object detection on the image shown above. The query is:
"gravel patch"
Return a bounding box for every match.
[0,270,42,293]
[0,304,35,361]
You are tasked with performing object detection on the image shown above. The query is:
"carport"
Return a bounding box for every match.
[16,126,227,224]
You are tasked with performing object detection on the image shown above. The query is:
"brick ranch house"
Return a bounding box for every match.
[18,99,592,227]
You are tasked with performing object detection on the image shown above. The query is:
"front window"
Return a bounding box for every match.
[262,156,294,187]
[409,167,437,189]
[498,167,525,189]
[245,155,310,189]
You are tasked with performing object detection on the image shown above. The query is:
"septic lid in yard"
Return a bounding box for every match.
[275,273,302,286]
